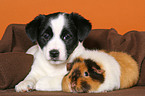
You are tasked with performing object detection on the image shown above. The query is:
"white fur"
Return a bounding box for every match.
[50,14,66,35]
[80,50,121,93]
[43,14,67,64]
[26,45,38,55]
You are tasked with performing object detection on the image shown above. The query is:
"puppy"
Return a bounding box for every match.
[62,50,139,93]
[15,12,92,92]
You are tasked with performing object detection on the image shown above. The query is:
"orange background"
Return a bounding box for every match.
[0,0,145,39]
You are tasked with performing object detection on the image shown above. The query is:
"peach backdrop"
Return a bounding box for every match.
[0,0,145,39]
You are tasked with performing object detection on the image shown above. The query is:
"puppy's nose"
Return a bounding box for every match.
[49,49,59,58]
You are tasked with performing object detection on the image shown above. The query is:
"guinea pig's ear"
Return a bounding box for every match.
[92,67,105,74]
[67,58,82,71]
[26,14,45,42]
[70,12,92,42]
[67,63,73,71]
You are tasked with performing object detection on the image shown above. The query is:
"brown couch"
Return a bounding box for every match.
[0,24,145,96]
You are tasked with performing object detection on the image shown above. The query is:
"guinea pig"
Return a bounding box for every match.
[62,50,139,93]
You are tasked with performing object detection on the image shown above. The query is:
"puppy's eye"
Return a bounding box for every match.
[63,34,71,40]
[84,72,89,76]
[43,33,50,40]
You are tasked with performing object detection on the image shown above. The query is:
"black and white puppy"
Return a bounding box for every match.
[15,12,92,92]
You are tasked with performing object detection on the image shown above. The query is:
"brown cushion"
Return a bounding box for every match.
[0,24,33,53]
[0,24,34,89]
[0,86,145,96]
[0,52,33,89]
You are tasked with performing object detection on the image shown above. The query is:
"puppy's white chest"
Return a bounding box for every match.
[32,50,67,91]
[35,74,65,91]
[35,50,67,75]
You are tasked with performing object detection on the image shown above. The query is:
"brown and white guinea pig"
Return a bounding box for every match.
[62,50,139,93]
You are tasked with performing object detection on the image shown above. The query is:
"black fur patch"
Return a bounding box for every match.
[60,27,79,59]
[72,58,82,64]
[84,59,104,83]
[38,26,53,49]
[81,81,91,93]
[69,68,81,81]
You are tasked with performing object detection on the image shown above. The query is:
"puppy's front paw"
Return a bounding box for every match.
[15,80,35,92]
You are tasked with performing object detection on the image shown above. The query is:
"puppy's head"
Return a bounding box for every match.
[26,12,92,64]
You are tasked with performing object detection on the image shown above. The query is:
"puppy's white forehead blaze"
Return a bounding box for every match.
[50,14,66,36]
[43,14,67,63]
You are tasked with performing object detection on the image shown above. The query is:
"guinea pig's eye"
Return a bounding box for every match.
[84,72,89,76]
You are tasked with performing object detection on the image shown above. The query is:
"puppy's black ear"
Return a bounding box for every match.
[70,13,92,42]
[26,15,45,42]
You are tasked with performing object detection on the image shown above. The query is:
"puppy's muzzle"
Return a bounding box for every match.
[49,49,59,60]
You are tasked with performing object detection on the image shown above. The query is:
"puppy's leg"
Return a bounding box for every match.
[15,61,44,92]
[15,77,36,92]
[36,75,64,91]
[15,69,40,92]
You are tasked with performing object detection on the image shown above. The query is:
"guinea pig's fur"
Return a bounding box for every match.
[62,50,139,93]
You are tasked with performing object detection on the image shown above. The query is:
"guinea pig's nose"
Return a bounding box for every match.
[71,82,76,88]
[49,49,59,58]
